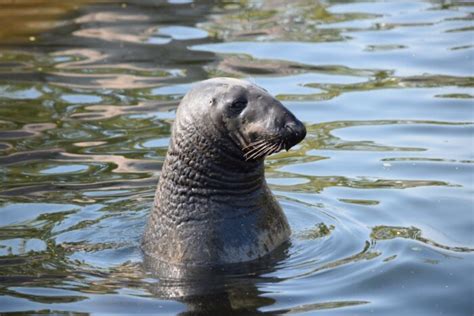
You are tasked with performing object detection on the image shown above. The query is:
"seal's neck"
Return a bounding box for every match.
[160,117,265,194]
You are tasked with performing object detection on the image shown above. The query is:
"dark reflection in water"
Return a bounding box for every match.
[143,247,289,315]
[0,0,473,315]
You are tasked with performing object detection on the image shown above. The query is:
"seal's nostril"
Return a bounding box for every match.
[286,121,305,134]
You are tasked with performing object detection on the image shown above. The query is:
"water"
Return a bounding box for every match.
[0,0,473,314]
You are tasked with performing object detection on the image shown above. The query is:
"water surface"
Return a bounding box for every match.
[0,0,473,315]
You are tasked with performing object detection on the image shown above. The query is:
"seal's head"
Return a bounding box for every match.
[177,77,306,161]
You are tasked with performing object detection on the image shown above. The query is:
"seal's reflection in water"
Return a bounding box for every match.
[143,241,290,315]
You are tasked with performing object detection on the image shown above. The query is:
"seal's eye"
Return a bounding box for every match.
[230,99,247,113]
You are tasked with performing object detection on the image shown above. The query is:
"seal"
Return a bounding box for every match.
[142,77,306,268]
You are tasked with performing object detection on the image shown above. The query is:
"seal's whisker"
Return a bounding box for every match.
[246,142,273,160]
[234,131,248,149]
[243,135,284,160]
[243,139,268,150]
[244,142,268,157]
[275,142,282,154]
[264,140,284,159]
[274,142,280,154]
[246,145,270,160]
[261,146,274,158]
[243,136,278,150]
[243,143,267,154]
[277,140,284,153]
[259,140,280,158]
[244,147,267,160]
[264,143,279,157]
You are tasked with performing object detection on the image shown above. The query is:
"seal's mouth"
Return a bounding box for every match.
[243,123,306,161]
[243,136,285,161]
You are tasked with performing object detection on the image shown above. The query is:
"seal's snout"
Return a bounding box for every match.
[283,119,306,150]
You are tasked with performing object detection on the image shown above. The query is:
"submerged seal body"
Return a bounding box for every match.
[142,77,306,267]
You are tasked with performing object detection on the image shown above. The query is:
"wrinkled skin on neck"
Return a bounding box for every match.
[142,78,305,268]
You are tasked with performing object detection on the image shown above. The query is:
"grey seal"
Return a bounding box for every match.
[142,77,306,269]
